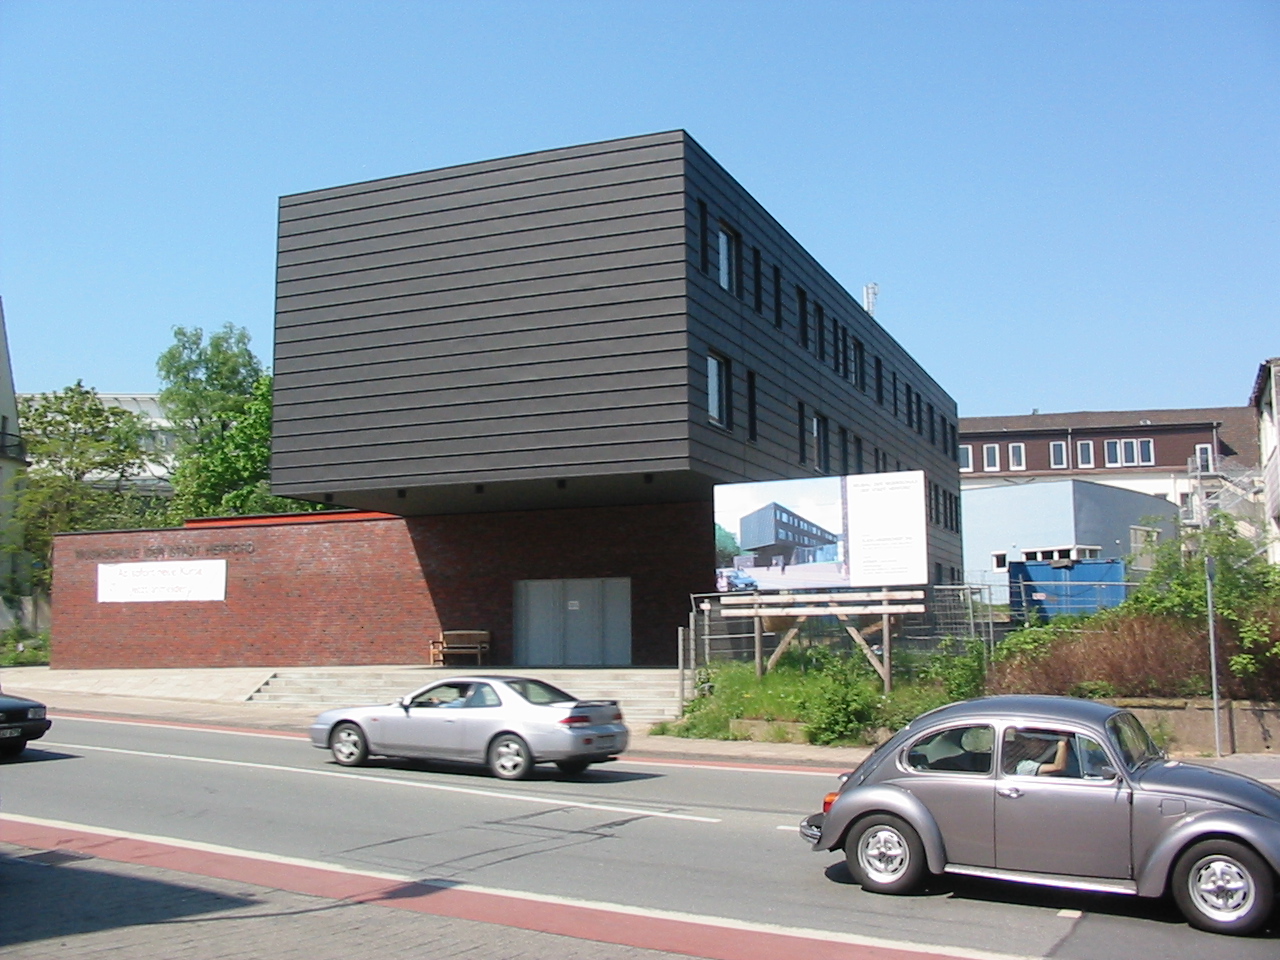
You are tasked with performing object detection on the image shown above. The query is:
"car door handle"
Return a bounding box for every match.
[997,786,1024,799]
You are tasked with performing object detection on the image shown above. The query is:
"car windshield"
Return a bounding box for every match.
[1106,712,1163,771]
[505,678,576,705]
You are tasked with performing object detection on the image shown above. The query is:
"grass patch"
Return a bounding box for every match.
[0,627,50,666]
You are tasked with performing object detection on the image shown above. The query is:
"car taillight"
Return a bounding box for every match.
[559,715,592,725]
[822,791,839,814]
[612,710,624,722]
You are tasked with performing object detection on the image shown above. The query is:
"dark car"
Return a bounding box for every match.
[800,695,1280,935]
[0,687,52,759]
[723,570,758,591]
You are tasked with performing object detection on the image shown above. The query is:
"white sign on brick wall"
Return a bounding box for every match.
[97,559,228,603]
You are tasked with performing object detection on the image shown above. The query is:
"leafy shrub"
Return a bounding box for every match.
[0,626,49,666]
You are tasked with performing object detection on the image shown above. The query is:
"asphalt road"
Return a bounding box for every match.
[3,715,1278,959]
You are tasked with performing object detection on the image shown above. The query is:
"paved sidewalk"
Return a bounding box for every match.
[0,839,688,960]
[0,665,873,768]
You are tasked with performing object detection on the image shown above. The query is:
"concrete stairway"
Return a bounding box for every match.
[248,666,684,725]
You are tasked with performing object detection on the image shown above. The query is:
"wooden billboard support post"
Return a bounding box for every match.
[718,590,924,690]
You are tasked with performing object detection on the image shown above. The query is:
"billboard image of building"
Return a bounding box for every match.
[715,472,932,591]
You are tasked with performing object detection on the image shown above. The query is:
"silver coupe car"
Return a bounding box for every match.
[309,675,628,779]
[800,695,1280,935]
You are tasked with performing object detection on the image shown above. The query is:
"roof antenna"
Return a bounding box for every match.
[862,282,878,317]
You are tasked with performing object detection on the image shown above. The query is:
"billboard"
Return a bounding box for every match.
[714,472,928,591]
[97,559,228,602]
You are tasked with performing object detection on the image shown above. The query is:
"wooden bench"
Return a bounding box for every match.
[430,630,490,666]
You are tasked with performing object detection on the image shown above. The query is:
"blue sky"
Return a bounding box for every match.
[1,0,1276,416]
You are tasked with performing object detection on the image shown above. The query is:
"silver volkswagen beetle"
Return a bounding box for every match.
[309,675,628,779]
[800,695,1280,935]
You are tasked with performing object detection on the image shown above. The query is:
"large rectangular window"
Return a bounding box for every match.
[1121,438,1138,466]
[958,444,973,472]
[707,353,731,428]
[1138,438,1154,465]
[1009,442,1026,470]
[746,370,757,441]
[1195,443,1214,472]
[1105,439,1121,467]
[983,443,1000,471]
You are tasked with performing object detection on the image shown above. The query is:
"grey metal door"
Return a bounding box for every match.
[514,578,631,666]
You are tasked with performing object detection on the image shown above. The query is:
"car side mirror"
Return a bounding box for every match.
[399,696,412,711]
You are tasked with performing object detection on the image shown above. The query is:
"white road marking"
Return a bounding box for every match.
[51,714,304,740]
[1056,909,1083,919]
[39,740,721,823]
[777,824,801,831]
[0,812,1045,960]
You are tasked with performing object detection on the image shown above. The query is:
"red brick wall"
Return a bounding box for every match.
[50,502,713,669]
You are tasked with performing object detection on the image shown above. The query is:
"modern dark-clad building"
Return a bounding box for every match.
[739,502,839,566]
[271,131,961,666]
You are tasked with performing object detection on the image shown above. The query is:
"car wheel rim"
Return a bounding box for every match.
[494,740,526,775]
[332,729,361,762]
[1188,854,1254,922]
[858,827,909,883]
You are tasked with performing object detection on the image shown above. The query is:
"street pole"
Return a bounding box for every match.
[1206,554,1222,758]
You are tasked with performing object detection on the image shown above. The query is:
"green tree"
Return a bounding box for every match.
[167,374,318,520]
[1124,513,1280,678]
[9,384,163,589]
[714,523,741,568]
[157,324,264,448]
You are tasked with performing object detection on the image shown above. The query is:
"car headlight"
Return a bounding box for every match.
[27,706,45,720]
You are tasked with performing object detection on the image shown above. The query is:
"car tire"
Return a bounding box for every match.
[329,722,369,767]
[1172,838,1275,935]
[555,759,590,776]
[845,814,926,895]
[488,734,533,780]
[0,739,26,760]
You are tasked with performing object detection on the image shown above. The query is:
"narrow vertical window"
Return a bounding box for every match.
[1105,439,1121,467]
[892,372,899,417]
[915,395,924,434]
[797,287,809,348]
[797,401,807,463]
[853,339,866,390]
[815,304,826,361]
[839,426,849,475]
[698,200,709,274]
[1121,438,1138,466]
[717,224,741,295]
[1009,442,1026,470]
[958,444,973,472]
[707,353,731,428]
[928,404,936,445]
[904,384,912,423]
[1138,438,1154,465]
[1195,443,1214,473]
[1077,440,1095,468]
[875,358,884,404]
[773,266,783,328]
[752,247,762,312]
[854,435,864,474]
[746,370,757,441]
[814,414,830,473]
[1049,440,1068,468]
[983,443,1000,471]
